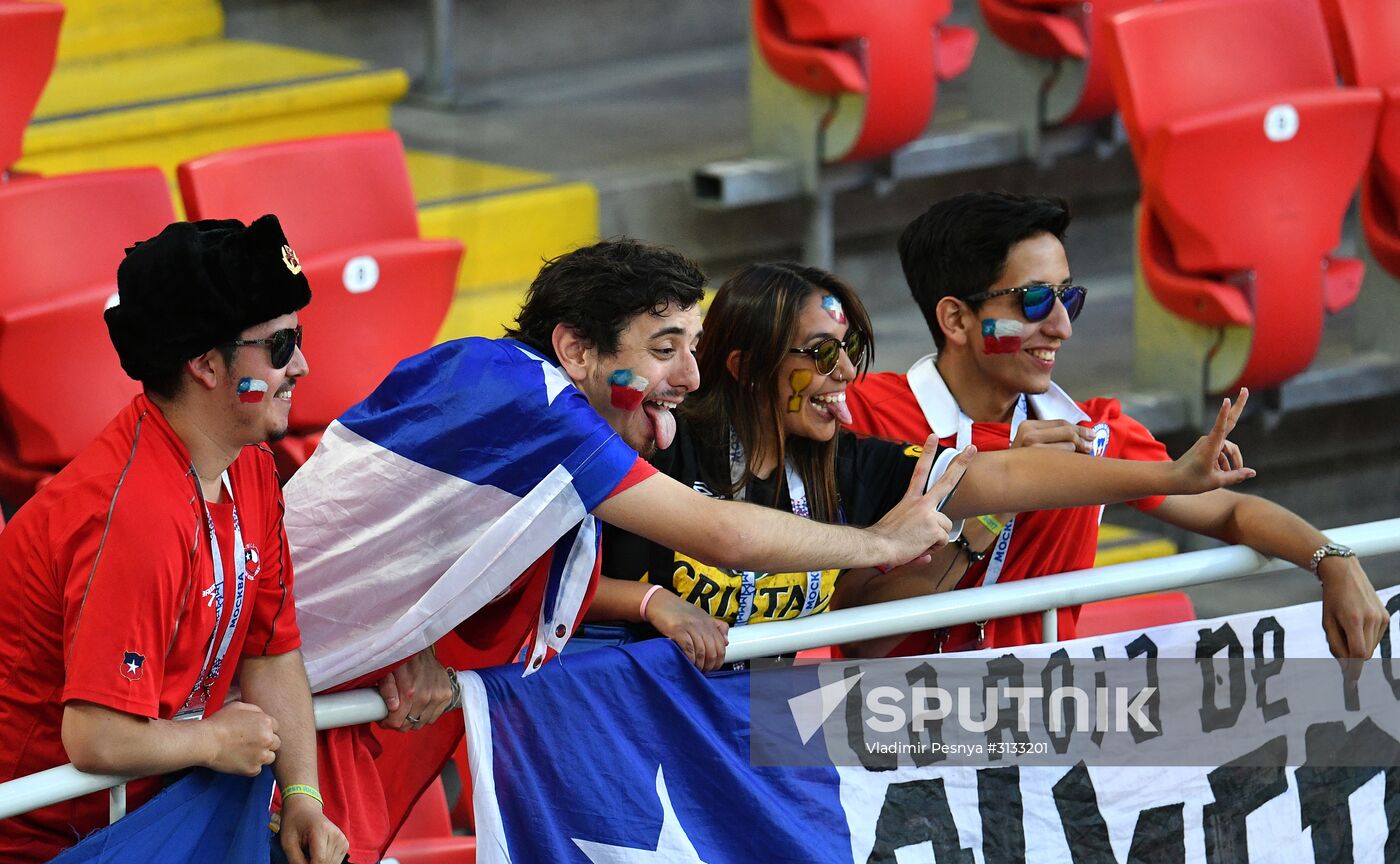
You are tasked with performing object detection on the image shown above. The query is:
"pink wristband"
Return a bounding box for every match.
[639,584,664,621]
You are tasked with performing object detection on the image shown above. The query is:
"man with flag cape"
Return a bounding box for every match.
[283,239,971,861]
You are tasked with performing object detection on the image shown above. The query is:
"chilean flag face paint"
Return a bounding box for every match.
[237,377,269,403]
[981,319,1024,354]
[608,369,649,412]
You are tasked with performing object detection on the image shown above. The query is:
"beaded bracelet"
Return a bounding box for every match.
[282,784,323,806]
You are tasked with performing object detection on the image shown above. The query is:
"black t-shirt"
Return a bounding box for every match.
[601,415,927,624]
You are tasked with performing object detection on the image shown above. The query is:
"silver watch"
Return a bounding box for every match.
[1310,542,1355,576]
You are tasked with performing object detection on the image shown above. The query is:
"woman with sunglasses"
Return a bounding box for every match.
[592,261,1254,671]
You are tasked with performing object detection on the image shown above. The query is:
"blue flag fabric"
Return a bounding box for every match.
[285,337,641,691]
[50,766,273,863]
[461,640,851,863]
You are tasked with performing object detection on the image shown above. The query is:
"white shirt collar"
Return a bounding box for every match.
[906,353,1089,438]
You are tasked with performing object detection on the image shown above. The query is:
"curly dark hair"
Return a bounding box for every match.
[505,238,706,361]
[899,192,1070,350]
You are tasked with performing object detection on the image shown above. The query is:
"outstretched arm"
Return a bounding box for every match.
[942,391,1256,520]
[1150,490,1389,659]
[595,442,975,573]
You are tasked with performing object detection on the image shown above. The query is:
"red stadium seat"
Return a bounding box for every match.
[978,0,1148,126]
[0,167,173,504]
[384,777,477,864]
[0,168,175,312]
[753,0,976,162]
[1076,592,1195,638]
[1319,0,1400,280]
[0,2,63,177]
[0,286,137,467]
[178,131,463,474]
[1104,0,1381,390]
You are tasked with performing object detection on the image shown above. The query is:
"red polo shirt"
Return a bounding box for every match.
[0,395,300,862]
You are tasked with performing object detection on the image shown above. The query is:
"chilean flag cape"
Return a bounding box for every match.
[284,337,640,692]
[282,337,641,861]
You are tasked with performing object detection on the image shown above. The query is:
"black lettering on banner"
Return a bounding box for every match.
[984,655,1029,758]
[1124,635,1163,744]
[1126,805,1186,864]
[1250,617,1289,723]
[978,766,1025,864]
[905,661,945,767]
[684,571,721,614]
[1052,762,1186,864]
[1391,752,1400,864]
[756,585,786,619]
[777,585,805,619]
[866,778,975,864]
[1295,718,1400,864]
[1381,593,1400,700]
[1043,649,1075,755]
[1201,736,1288,864]
[1196,624,1246,732]
[846,666,896,772]
[1092,646,1108,748]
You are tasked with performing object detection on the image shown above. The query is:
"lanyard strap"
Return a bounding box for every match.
[182,471,248,717]
[958,395,1026,589]
[728,430,826,624]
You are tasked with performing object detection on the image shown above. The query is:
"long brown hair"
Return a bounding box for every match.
[684,262,873,522]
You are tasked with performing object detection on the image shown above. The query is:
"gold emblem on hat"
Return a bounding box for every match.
[281,245,303,275]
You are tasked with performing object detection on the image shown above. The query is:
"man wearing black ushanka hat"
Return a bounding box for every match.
[0,215,348,864]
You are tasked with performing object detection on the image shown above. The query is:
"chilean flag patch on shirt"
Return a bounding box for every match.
[120,651,144,681]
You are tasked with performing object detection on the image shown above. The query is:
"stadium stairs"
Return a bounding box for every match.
[16,0,597,340]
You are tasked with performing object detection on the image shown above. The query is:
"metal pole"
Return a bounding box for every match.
[1041,608,1058,643]
[803,184,835,271]
[108,783,125,824]
[4,518,1398,821]
[419,0,456,103]
[722,517,1400,662]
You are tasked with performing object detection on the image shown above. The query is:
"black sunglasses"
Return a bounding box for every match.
[963,283,1086,323]
[787,331,866,376]
[228,325,303,369]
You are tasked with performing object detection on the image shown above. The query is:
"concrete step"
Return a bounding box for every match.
[406,150,598,339]
[1094,524,1177,568]
[55,0,223,61]
[20,39,407,179]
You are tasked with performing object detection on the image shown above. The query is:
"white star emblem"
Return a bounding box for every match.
[572,766,708,863]
[126,660,139,674]
[515,345,573,406]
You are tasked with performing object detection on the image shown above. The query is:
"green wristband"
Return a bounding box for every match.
[282,784,323,806]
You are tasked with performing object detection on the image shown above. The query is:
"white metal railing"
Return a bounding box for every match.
[1,517,1395,823]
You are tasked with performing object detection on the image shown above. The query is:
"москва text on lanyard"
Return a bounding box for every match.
[179,470,249,718]
[956,394,1027,591]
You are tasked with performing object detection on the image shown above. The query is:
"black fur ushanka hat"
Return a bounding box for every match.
[105,214,311,381]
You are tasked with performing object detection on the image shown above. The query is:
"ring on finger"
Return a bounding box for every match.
[405,713,422,725]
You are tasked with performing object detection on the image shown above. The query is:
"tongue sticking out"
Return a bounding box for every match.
[830,397,853,426]
[643,402,677,450]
